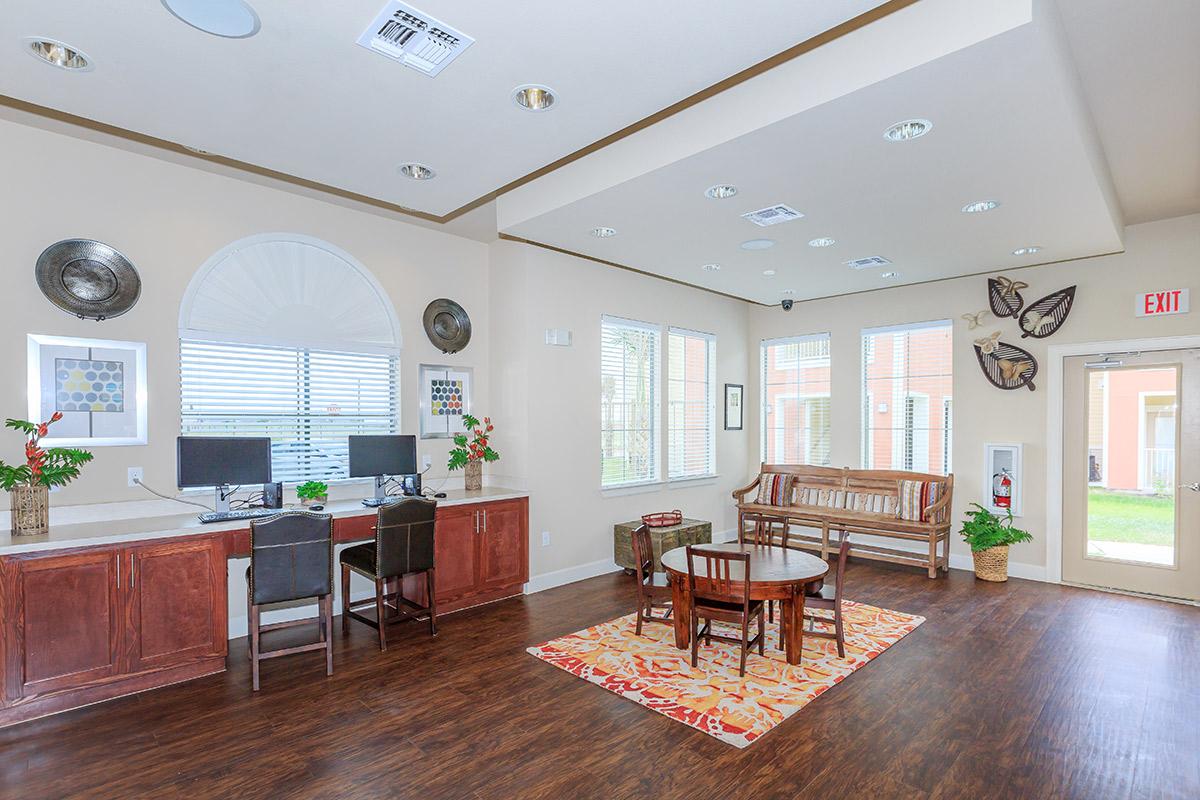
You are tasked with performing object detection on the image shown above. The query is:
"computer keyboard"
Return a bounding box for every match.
[197,508,283,524]
[362,497,403,507]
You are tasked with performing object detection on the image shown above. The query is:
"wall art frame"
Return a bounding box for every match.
[419,363,473,439]
[724,383,744,431]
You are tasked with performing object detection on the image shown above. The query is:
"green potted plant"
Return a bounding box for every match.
[296,480,329,507]
[960,502,1033,582]
[0,413,93,536]
[448,415,499,491]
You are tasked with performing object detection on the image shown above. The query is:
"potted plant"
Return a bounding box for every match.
[0,413,93,536]
[448,415,499,491]
[296,480,329,507]
[960,502,1033,582]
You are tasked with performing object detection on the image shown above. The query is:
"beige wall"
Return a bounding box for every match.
[747,213,1200,573]
[0,118,489,510]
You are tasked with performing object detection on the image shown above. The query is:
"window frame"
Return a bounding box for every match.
[600,315,663,490]
[760,333,832,466]
[666,326,717,482]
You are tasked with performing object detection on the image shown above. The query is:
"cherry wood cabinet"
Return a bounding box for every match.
[434,505,483,606]
[478,501,527,589]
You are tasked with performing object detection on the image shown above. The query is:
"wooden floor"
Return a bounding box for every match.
[2,562,1197,799]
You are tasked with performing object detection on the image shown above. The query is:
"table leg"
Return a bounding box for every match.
[785,588,806,666]
[669,574,690,650]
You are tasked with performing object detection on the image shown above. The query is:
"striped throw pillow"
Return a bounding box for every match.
[897,479,942,522]
[847,491,896,515]
[756,473,795,506]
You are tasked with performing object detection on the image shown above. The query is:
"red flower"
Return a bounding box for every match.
[37,424,48,437]
[50,411,63,423]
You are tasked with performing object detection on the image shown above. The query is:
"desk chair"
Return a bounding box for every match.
[340,497,437,651]
[247,512,334,691]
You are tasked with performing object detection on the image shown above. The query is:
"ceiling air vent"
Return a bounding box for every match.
[357,1,474,77]
[845,256,893,270]
[741,204,804,227]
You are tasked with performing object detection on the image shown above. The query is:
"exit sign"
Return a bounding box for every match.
[1136,288,1189,317]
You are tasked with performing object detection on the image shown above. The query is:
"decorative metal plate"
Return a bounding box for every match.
[422,298,471,353]
[35,239,141,321]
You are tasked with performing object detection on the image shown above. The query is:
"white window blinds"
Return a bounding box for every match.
[667,328,716,480]
[180,340,399,484]
[860,320,952,474]
[761,334,831,465]
[600,317,660,487]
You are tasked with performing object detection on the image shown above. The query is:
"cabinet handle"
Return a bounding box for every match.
[483,509,488,532]
[474,510,479,534]
[129,553,135,589]
[116,556,120,588]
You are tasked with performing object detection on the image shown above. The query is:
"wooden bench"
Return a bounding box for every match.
[732,464,954,578]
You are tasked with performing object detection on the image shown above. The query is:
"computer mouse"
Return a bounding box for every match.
[434,492,447,499]
[309,504,325,511]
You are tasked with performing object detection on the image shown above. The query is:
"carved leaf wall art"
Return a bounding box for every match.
[988,276,1028,318]
[1019,285,1076,339]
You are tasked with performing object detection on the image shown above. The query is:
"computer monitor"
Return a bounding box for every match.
[177,436,272,512]
[349,435,418,501]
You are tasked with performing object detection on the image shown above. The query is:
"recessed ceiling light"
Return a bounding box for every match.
[962,200,1000,214]
[398,163,436,180]
[881,271,900,279]
[512,84,556,112]
[762,269,776,277]
[24,38,93,71]
[808,237,836,248]
[740,239,775,251]
[161,0,261,38]
[591,227,616,238]
[1012,246,1043,256]
[883,119,933,142]
[700,263,721,272]
[704,184,738,200]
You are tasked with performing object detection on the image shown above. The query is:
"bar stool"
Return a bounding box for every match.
[340,497,437,651]
[247,512,334,691]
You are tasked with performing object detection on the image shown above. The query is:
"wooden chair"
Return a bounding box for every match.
[630,524,672,636]
[742,515,790,625]
[686,545,765,677]
[247,512,334,692]
[803,529,851,658]
[340,497,437,651]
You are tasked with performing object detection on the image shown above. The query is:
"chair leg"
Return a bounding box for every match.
[323,594,334,676]
[834,600,846,658]
[635,593,645,637]
[758,608,765,656]
[739,615,750,677]
[690,608,700,668]
[341,564,351,635]
[250,603,261,692]
[374,578,387,651]
[426,568,438,637]
[768,599,774,624]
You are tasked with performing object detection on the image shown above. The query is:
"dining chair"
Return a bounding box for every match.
[742,516,790,625]
[802,529,851,657]
[340,497,437,651]
[685,545,765,677]
[247,512,334,691]
[630,524,672,635]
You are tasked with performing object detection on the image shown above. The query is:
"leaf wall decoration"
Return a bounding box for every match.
[988,276,1028,318]
[1019,285,1076,339]
[974,339,1038,391]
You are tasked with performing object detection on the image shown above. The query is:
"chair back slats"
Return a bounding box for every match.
[686,546,751,608]
[376,498,437,579]
[250,512,334,605]
[630,524,655,585]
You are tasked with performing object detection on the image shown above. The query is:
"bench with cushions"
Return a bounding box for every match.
[732,464,954,578]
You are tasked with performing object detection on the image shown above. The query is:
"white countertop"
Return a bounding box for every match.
[0,487,528,557]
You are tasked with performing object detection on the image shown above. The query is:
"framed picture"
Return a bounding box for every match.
[724,383,744,431]
[419,364,473,439]
[984,443,1023,517]
[27,334,147,447]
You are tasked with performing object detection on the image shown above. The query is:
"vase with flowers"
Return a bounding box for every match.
[448,414,499,491]
[0,413,94,536]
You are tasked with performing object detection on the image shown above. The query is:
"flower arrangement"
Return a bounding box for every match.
[0,413,93,490]
[448,415,498,491]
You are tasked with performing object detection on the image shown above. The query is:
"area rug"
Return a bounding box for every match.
[526,601,924,748]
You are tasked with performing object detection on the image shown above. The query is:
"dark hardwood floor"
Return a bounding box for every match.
[1,561,1197,799]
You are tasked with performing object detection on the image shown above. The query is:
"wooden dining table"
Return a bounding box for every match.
[659,542,829,666]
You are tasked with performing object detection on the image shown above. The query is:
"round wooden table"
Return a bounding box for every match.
[660,542,829,665]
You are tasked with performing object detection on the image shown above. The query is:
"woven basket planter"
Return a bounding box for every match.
[9,485,50,537]
[972,545,1010,582]
[464,461,483,491]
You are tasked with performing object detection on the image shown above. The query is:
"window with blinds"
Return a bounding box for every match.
[601,317,660,487]
[180,340,399,483]
[761,334,831,465]
[667,328,715,480]
[861,321,952,474]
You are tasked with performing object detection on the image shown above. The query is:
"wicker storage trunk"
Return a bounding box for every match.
[614,518,712,573]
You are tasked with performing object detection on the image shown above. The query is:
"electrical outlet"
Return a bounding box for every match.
[541,531,551,547]
[422,453,432,470]
[127,467,144,488]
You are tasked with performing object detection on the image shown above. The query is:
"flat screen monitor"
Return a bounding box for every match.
[349,435,417,478]
[177,436,272,488]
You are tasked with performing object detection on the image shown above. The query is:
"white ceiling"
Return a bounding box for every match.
[0,0,887,218]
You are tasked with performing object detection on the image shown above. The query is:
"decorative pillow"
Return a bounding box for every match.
[847,491,896,515]
[756,473,795,506]
[795,487,845,508]
[897,479,943,522]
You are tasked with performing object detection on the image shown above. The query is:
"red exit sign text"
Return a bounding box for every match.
[1136,288,1189,317]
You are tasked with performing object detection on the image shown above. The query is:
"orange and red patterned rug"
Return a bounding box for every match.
[526,601,924,748]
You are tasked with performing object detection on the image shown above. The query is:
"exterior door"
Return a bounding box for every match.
[1062,349,1199,600]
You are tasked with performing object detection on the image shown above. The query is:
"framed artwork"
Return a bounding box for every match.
[419,364,473,439]
[724,383,744,431]
[27,334,147,447]
[984,443,1023,517]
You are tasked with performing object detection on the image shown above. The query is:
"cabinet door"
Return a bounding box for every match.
[125,537,227,673]
[2,549,123,701]
[433,505,480,604]
[479,500,528,589]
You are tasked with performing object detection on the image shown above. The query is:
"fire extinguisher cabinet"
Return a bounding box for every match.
[983,443,1023,517]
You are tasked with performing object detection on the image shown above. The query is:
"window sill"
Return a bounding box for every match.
[666,474,720,487]
[600,481,666,497]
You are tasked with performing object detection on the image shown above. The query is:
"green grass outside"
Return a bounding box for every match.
[1087,488,1175,546]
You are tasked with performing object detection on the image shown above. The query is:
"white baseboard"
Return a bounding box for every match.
[524,558,622,594]
[947,551,1046,582]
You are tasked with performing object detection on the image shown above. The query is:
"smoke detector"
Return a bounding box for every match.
[357,1,474,77]
[741,204,804,227]
[845,255,892,270]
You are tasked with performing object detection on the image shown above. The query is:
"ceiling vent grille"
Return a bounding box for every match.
[741,204,804,227]
[357,2,474,77]
[845,256,893,270]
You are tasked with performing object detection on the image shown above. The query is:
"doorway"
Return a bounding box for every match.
[1062,348,1198,601]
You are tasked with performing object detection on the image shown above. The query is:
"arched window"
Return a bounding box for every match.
[179,234,401,483]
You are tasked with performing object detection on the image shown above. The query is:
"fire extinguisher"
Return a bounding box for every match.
[992,468,1012,508]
